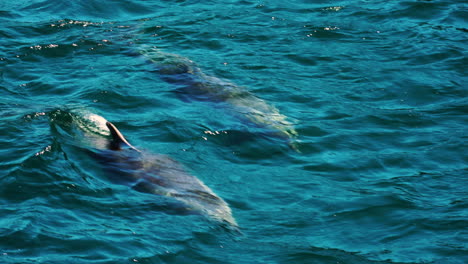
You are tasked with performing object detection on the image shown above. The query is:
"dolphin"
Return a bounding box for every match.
[77,117,238,228]
[136,48,299,151]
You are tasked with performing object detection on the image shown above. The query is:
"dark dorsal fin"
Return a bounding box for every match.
[106,121,140,152]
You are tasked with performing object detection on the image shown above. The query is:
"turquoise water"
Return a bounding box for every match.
[1,0,467,263]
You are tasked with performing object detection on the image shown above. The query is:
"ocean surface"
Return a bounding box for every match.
[1,0,467,263]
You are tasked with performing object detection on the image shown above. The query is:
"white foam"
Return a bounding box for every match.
[83,113,110,136]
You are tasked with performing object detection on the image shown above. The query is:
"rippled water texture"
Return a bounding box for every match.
[1,1,467,263]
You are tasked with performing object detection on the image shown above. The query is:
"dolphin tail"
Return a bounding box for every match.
[106,121,140,152]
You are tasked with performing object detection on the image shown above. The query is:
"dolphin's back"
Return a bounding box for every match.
[100,121,237,227]
[139,48,298,150]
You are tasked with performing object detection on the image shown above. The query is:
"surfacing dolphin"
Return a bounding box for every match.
[72,114,238,228]
[136,47,299,151]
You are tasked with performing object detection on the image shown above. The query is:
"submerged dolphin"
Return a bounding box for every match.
[136,48,299,150]
[84,119,237,227]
